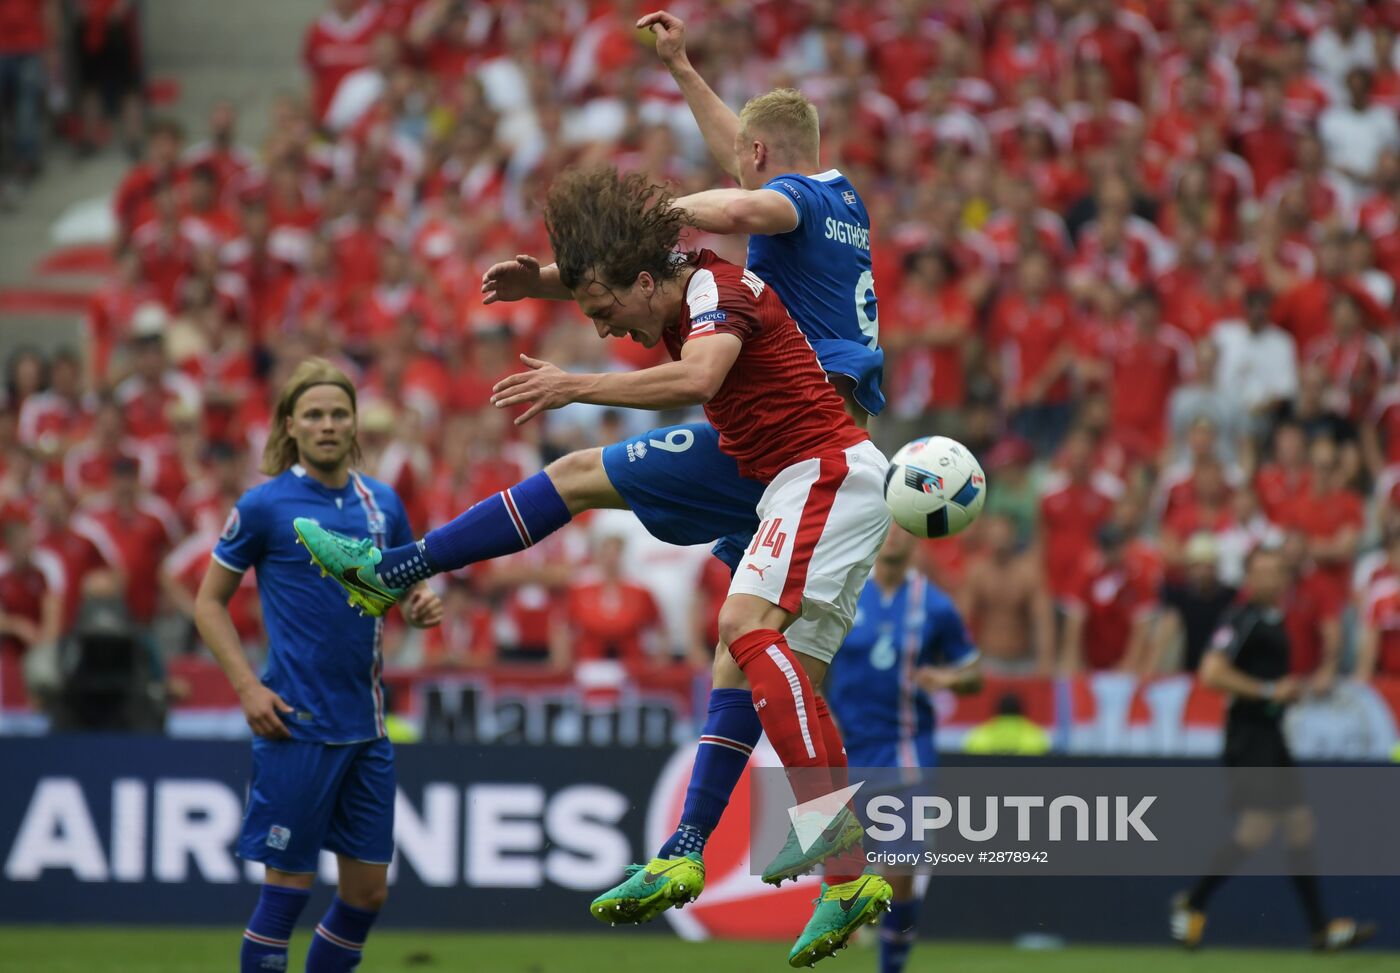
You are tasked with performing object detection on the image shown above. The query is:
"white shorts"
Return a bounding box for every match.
[728,439,891,663]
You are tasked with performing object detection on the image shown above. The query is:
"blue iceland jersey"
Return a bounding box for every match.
[749,169,885,416]
[825,571,976,766]
[213,464,412,744]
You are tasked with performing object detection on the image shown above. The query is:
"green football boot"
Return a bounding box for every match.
[761,805,865,886]
[589,853,705,925]
[292,517,405,617]
[787,874,893,968]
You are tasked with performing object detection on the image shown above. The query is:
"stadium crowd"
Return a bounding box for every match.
[5,0,1400,720]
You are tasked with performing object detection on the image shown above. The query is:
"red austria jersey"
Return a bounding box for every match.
[663,251,867,483]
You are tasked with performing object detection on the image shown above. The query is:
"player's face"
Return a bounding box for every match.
[1247,551,1288,603]
[734,130,762,191]
[877,525,916,570]
[573,274,664,348]
[288,384,357,472]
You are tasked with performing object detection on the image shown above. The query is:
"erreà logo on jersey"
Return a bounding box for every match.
[625,440,649,463]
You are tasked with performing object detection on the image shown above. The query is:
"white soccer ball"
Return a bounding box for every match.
[883,435,987,538]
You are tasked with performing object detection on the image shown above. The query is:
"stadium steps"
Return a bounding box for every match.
[0,0,306,365]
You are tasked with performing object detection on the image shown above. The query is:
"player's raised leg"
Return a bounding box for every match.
[295,448,622,616]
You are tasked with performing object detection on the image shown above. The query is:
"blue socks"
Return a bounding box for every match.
[306,896,379,972]
[879,898,921,973]
[658,688,763,859]
[241,884,309,972]
[377,470,572,584]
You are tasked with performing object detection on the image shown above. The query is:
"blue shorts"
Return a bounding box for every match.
[601,422,766,570]
[847,734,938,771]
[237,735,395,873]
[847,736,939,858]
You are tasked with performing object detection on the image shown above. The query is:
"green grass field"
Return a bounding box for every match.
[0,929,1395,973]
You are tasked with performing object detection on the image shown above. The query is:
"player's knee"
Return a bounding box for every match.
[1283,807,1315,847]
[1234,812,1275,850]
[711,644,747,689]
[342,880,388,912]
[542,448,606,513]
[716,595,788,649]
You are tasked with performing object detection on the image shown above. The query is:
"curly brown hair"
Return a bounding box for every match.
[544,168,691,292]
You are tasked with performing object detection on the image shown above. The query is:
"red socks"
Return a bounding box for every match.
[728,629,830,803]
[814,694,864,885]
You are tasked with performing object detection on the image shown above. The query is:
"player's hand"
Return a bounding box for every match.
[239,684,294,739]
[637,10,688,67]
[402,585,444,628]
[481,254,542,304]
[491,354,578,425]
[1271,676,1303,705]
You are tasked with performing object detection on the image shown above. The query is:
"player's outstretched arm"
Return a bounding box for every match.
[491,335,741,424]
[674,187,798,236]
[638,10,742,180]
[481,254,572,304]
[195,562,293,739]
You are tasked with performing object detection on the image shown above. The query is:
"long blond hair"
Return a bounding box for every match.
[260,357,362,476]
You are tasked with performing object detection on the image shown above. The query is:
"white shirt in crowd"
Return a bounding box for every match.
[1318,101,1400,186]
[1211,318,1299,415]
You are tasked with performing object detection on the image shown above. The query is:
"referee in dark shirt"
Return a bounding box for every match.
[1171,545,1373,952]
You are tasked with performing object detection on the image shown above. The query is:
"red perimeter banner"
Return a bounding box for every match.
[14,660,1399,760]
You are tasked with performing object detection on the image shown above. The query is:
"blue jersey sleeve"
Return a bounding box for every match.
[387,491,414,548]
[212,489,269,573]
[763,177,811,231]
[922,593,977,667]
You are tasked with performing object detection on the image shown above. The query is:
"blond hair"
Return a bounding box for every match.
[260,357,362,476]
[738,88,820,166]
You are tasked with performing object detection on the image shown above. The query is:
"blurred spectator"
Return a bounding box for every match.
[1357,531,1400,681]
[989,249,1075,454]
[981,436,1039,545]
[1280,530,1342,692]
[0,519,65,708]
[1040,427,1120,602]
[1275,436,1362,617]
[1158,532,1238,673]
[0,0,57,205]
[50,569,165,731]
[1307,0,1375,97]
[559,529,664,667]
[1212,288,1299,433]
[1061,522,1159,674]
[1318,67,1400,194]
[303,0,387,123]
[960,512,1054,675]
[71,0,146,157]
[962,692,1051,756]
[77,455,179,626]
[114,118,185,241]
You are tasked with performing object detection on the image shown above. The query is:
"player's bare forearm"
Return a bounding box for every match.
[917,660,983,695]
[668,61,742,179]
[572,359,722,410]
[675,188,799,236]
[1199,650,1273,700]
[493,336,739,422]
[194,566,259,695]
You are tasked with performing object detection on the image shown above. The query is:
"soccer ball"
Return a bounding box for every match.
[883,436,987,538]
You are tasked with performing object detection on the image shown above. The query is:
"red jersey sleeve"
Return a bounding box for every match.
[683,263,764,344]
